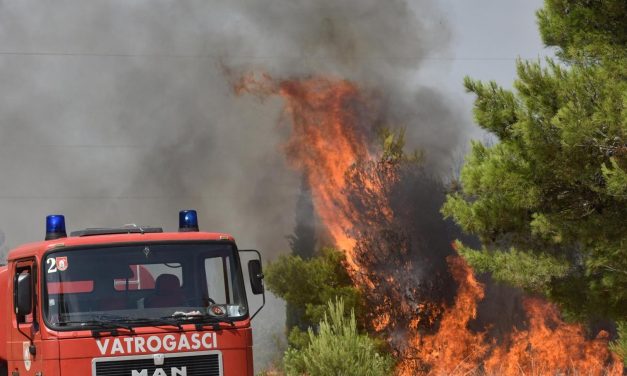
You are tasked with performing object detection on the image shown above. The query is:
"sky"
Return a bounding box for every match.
[417,0,554,140]
[0,0,553,369]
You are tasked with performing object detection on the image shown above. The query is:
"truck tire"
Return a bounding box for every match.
[0,362,7,376]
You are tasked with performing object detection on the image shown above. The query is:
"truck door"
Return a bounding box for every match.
[9,259,45,376]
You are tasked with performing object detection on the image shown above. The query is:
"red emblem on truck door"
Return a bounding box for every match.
[56,257,68,271]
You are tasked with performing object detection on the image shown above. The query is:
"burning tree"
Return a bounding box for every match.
[344,129,458,340]
[344,128,622,375]
[234,69,622,374]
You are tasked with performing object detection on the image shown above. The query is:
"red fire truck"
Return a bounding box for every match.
[0,210,266,376]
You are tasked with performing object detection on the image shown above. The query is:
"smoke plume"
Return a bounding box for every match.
[0,0,469,369]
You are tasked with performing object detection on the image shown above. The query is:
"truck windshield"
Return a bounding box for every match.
[43,242,248,330]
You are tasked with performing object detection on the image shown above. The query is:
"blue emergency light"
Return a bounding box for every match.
[45,214,67,240]
[179,210,199,232]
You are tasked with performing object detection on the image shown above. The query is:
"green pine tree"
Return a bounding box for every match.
[265,247,363,348]
[283,299,394,376]
[285,176,317,342]
[442,0,626,363]
[288,176,316,260]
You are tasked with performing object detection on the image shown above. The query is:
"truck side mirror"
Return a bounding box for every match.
[239,249,266,320]
[248,260,264,295]
[16,273,33,316]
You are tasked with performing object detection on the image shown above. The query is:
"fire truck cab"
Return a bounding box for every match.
[0,211,265,376]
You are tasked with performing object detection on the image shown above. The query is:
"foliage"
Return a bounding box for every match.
[378,127,423,163]
[283,299,394,376]
[285,176,317,339]
[288,176,316,260]
[537,0,626,63]
[265,247,362,347]
[442,0,626,364]
[454,241,569,292]
[610,322,627,366]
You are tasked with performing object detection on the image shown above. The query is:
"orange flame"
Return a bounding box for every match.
[400,257,623,375]
[398,256,488,375]
[484,298,623,375]
[235,73,374,270]
[235,73,624,375]
[280,77,371,262]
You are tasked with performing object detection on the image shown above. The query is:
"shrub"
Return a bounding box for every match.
[283,299,394,376]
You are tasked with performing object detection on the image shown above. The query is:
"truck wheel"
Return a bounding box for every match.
[0,362,7,376]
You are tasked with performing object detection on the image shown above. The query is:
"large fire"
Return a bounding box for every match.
[235,74,623,375]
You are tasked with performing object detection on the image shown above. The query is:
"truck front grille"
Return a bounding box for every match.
[93,351,222,376]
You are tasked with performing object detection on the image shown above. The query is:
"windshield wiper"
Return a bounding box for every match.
[170,313,236,329]
[126,317,184,330]
[59,320,135,334]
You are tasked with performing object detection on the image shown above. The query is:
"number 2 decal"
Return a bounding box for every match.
[47,258,57,273]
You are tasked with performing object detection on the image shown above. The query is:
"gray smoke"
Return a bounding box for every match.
[223,0,465,172]
[0,0,469,370]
